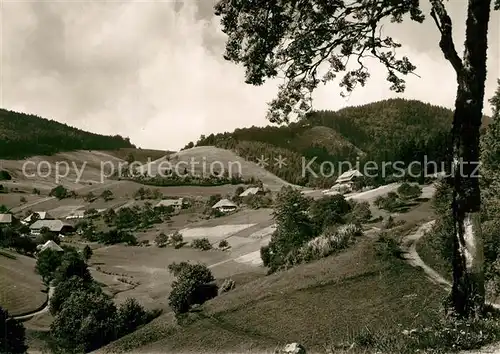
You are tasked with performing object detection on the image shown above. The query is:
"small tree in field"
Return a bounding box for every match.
[0,306,27,354]
[82,245,93,263]
[215,0,500,317]
[155,232,169,248]
[101,189,114,201]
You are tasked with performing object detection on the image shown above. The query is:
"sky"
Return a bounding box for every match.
[1,0,499,151]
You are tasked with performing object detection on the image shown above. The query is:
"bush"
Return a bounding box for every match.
[218,239,229,249]
[51,290,118,353]
[50,276,102,315]
[155,232,169,247]
[218,278,235,294]
[170,231,183,247]
[348,201,372,223]
[374,233,403,261]
[397,182,422,200]
[49,185,69,200]
[260,245,271,267]
[36,249,64,284]
[168,262,217,315]
[383,216,396,229]
[116,298,148,337]
[292,224,361,267]
[0,306,27,353]
[191,238,212,250]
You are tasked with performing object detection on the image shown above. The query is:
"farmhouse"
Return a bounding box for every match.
[155,198,185,211]
[212,199,238,213]
[22,211,54,225]
[239,187,264,197]
[65,210,86,220]
[30,220,75,236]
[38,240,64,253]
[334,169,363,192]
[0,213,12,225]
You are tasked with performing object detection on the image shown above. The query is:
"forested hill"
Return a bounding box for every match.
[0,108,134,159]
[189,98,489,187]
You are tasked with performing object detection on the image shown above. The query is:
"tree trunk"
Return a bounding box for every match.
[449,0,491,317]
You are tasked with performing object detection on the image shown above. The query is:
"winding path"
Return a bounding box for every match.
[400,221,500,353]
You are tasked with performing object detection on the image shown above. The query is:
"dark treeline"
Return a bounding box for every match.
[189,99,489,186]
[0,109,134,159]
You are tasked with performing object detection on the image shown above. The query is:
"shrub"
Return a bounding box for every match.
[0,306,27,354]
[168,262,217,315]
[36,249,64,284]
[348,201,372,223]
[374,233,403,261]
[383,215,396,229]
[397,182,422,200]
[191,238,212,250]
[49,185,69,200]
[218,239,229,249]
[116,298,148,337]
[218,278,235,294]
[170,231,183,247]
[50,276,102,315]
[51,290,118,353]
[155,232,169,247]
[100,189,114,201]
[54,251,92,285]
[82,245,93,262]
[260,245,271,267]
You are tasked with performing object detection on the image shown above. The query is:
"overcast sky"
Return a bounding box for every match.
[1,0,499,151]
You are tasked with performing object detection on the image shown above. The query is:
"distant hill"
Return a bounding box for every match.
[188,98,490,187]
[0,108,134,159]
[139,146,295,191]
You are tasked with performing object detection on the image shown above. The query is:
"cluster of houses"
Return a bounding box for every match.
[0,210,76,238]
[211,186,266,213]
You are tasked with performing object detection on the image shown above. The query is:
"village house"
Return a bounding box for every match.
[212,199,238,213]
[0,213,12,225]
[239,187,265,197]
[37,240,64,253]
[65,210,86,220]
[22,211,54,225]
[331,169,364,192]
[29,219,75,237]
[155,198,185,211]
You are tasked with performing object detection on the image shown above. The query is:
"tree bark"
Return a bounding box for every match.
[448,0,491,317]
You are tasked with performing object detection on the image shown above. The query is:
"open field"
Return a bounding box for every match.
[0,150,125,192]
[87,208,276,313]
[0,250,46,317]
[139,146,297,191]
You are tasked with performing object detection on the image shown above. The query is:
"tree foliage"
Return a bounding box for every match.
[0,306,27,354]
[215,0,424,122]
[167,262,217,315]
[0,108,133,159]
[36,249,64,284]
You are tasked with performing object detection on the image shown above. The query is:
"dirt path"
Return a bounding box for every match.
[13,285,55,321]
[401,221,500,354]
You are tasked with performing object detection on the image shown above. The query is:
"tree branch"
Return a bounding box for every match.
[429,0,464,75]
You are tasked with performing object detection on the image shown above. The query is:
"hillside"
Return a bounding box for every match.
[0,108,134,159]
[190,98,491,187]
